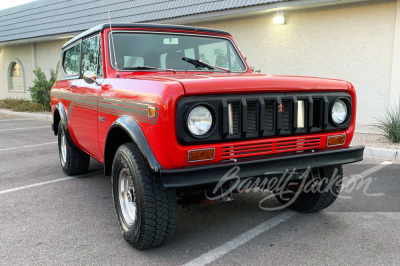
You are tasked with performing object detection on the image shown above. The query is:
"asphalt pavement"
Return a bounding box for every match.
[0,114,399,265]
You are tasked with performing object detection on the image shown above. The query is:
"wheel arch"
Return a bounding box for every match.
[54,103,68,135]
[104,115,162,176]
[53,109,61,135]
[54,103,77,148]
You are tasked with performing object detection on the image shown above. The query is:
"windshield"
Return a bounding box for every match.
[108,32,247,72]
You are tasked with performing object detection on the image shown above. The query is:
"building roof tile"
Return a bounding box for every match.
[0,0,286,43]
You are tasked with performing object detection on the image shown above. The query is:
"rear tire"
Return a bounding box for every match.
[57,123,90,176]
[112,143,177,250]
[275,165,343,213]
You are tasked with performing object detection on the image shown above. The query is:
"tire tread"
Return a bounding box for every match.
[113,143,176,249]
[277,166,343,213]
[58,123,90,176]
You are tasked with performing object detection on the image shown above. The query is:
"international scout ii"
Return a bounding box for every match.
[51,23,364,249]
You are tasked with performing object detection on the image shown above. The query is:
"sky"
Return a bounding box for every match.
[0,0,37,10]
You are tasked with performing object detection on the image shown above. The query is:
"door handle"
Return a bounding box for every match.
[70,84,77,89]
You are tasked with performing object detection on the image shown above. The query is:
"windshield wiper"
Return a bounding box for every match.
[182,57,231,73]
[123,66,176,72]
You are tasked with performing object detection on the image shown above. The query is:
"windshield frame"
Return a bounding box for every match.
[107,30,248,73]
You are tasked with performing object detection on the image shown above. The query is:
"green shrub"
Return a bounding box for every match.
[29,68,56,111]
[375,106,400,143]
[250,66,261,74]
[0,98,43,112]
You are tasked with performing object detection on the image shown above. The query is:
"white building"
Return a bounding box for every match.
[1,0,399,132]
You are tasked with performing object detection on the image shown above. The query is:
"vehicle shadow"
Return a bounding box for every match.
[78,161,298,263]
[19,159,348,265]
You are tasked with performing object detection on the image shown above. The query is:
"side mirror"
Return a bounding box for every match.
[83,71,101,85]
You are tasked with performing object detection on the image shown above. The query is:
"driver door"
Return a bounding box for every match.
[69,34,102,160]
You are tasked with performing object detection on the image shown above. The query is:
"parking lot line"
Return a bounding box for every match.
[358,161,393,177]
[0,126,49,132]
[0,177,75,195]
[0,170,103,195]
[0,142,57,151]
[342,161,393,189]
[183,210,296,266]
[0,119,34,122]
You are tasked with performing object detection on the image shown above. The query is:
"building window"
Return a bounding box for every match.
[8,61,24,91]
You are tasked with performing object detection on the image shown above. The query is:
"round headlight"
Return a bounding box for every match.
[331,99,348,125]
[187,106,213,136]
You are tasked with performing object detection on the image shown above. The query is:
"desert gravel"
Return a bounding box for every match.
[351,132,400,150]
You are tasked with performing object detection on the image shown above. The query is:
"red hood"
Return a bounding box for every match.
[127,73,350,95]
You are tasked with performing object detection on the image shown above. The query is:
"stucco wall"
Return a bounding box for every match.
[35,40,66,80]
[0,39,67,100]
[190,0,397,132]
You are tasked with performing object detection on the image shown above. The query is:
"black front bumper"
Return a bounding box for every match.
[160,146,365,188]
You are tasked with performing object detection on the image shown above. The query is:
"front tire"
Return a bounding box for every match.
[57,123,90,176]
[112,143,177,250]
[275,165,343,213]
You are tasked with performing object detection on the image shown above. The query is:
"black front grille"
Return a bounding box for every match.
[225,95,330,139]
[281,99,292,131]
[264,100,275,132]
[229,102,240,135]
[176,92,352,145]
[246,101,258,134]
[313,98,322,128]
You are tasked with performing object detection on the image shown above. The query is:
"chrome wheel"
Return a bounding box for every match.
[60,130,67,165]
[118,168,137,226]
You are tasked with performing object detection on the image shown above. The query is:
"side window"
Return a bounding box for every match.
[82,35,100,75]
[63,43,81,75]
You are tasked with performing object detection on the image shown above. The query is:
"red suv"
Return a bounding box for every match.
[51,23,364,249]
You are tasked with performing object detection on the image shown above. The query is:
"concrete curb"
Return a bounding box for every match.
[364,147,399,161]
[0,109,52,121]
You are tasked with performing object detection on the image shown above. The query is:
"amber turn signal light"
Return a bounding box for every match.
[148,107,156,117]
[327,135,346,147]
[188,149,215,162]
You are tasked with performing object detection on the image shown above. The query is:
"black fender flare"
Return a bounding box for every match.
[104,115,163,175]
[54,103,78,149]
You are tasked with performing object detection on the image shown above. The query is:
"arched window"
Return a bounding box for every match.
[8,60,24,91]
